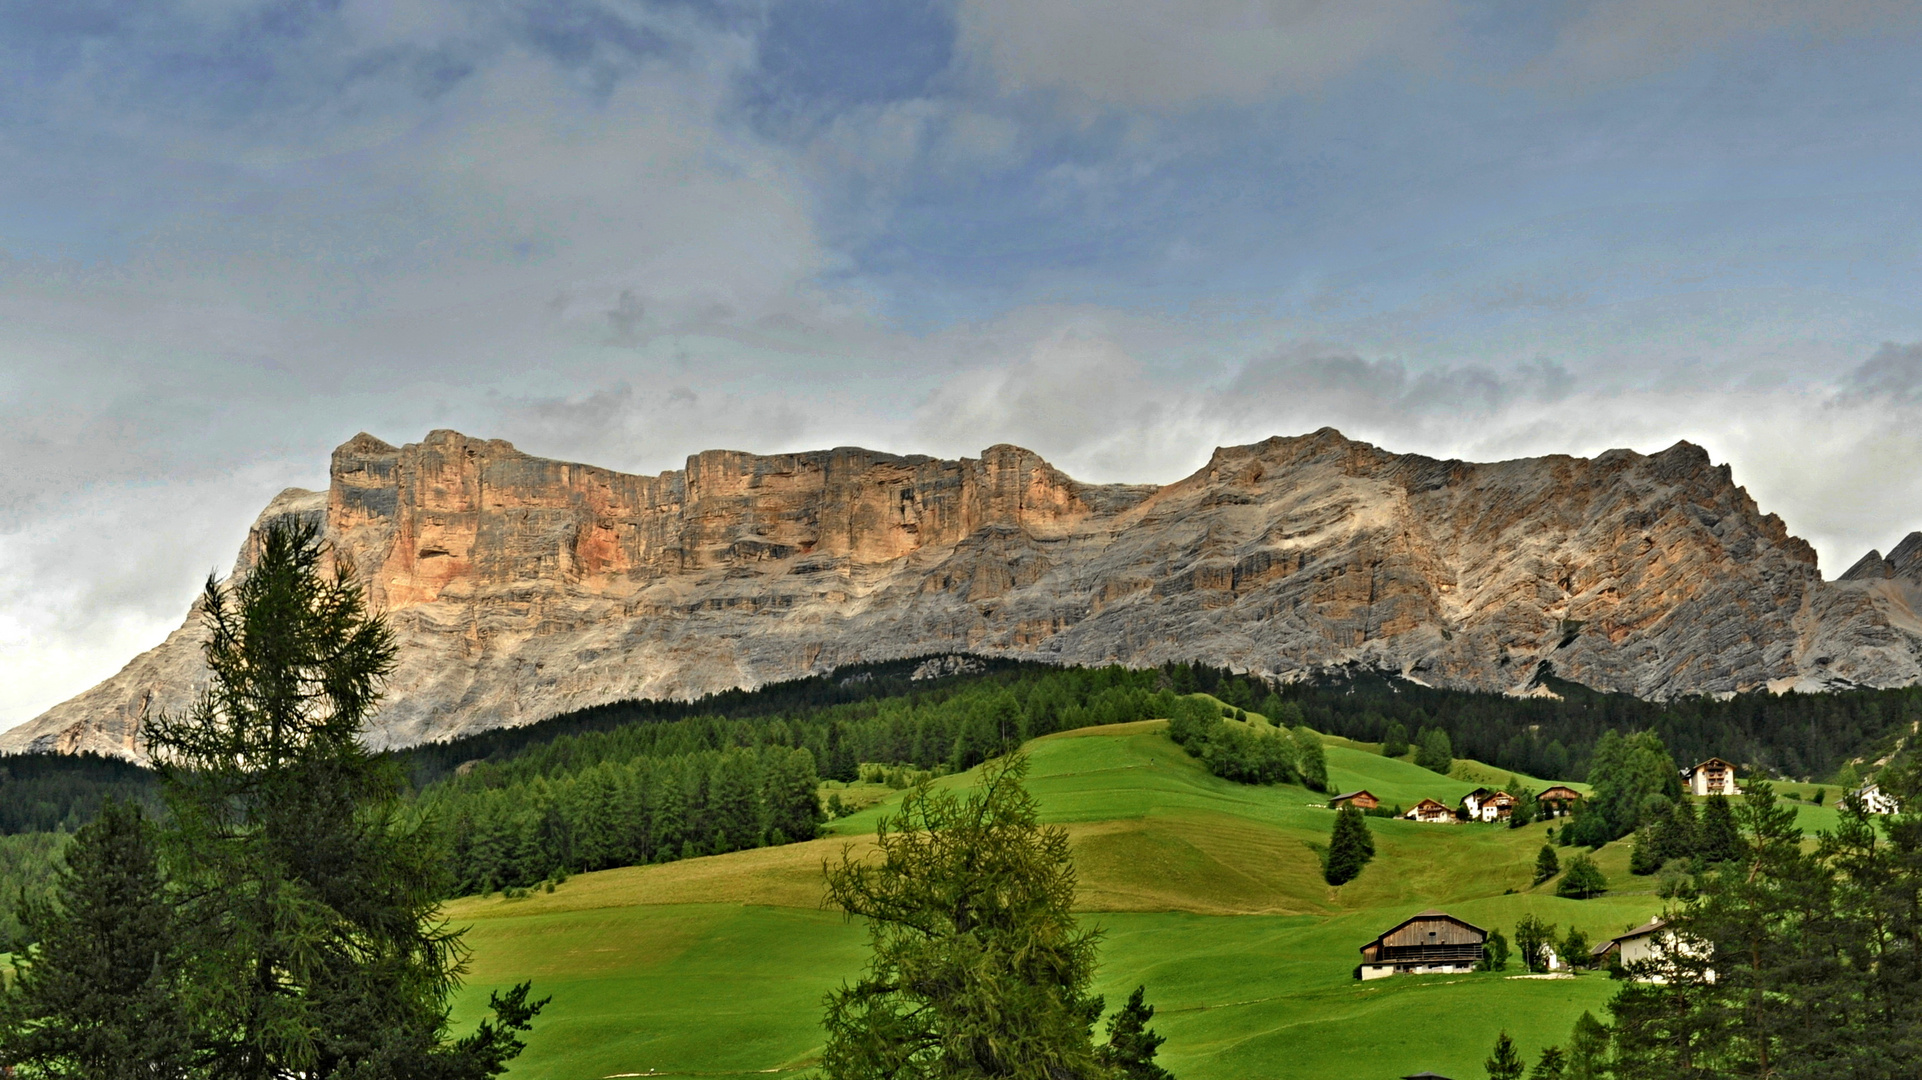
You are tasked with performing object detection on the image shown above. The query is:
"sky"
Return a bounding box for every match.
[5,0,1922,730]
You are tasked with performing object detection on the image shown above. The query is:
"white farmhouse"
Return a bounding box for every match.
[1681,758,1741,797]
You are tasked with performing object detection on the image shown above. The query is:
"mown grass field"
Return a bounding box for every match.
[446,720,1688,1079]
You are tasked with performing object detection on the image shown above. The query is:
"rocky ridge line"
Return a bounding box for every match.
[9,427,1921,760]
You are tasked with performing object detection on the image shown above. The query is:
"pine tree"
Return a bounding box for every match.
[1095,986,1173,1080]
[1324,805,1375,885]
[1534,843,1560,885]
[821,754,1110,1080]
[144,521,544,1078]
[1416,728,1454,774]
[1485,1030,1526,1080]
[1629,825,1664,875]
[1382,722,1410,758]
[1698,793,1739,863]
[1564,1012,1610,1080]
[0,800,191,1078]
[1529,1046,1566,1080]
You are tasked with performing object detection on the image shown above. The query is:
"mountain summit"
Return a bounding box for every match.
[12,428,1922,758]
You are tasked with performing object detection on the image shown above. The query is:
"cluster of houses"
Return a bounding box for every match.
[1329,784,1583,824]
[1330,757,1770,826]
[1356,910,1701,982]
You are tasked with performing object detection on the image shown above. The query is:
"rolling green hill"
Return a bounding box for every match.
[447,720,1671,1079]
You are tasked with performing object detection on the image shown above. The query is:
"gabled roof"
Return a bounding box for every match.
[1406,797,1450,811]
[1361,909,1488,951]
[1538,785,1582,797]
[1686,757,1735,772]
[1331,790,1375,801]
[1591,917,1666,955]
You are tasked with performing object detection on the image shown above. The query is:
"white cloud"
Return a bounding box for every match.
[954,0,1453,111]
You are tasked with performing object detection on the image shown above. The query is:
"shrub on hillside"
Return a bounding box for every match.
[1557,854,1608,899]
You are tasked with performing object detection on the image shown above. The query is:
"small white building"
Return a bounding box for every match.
[1857,783,1900,815]
[1590,918,1713,984]
[1459,788,1515,823]
[1682,758,1741,797]
[1403,798,1456,824]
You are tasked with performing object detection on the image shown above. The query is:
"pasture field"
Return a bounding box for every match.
[447,720,1671,1079]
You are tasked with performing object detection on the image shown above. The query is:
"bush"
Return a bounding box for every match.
[1557,853,1608,899]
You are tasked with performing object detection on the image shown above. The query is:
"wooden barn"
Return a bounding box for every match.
[1357,910,1488,979]
[1329,790,1379,811]
[1536,785,1583,816]
[1683,758,1741,797]
[1403,798,1455,824]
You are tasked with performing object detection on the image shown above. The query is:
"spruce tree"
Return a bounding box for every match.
[1323,804,1374,885]
[0,800,190,1078]
[1564,1012,1610,1080]
[1095,986,1173,1080]
[1534,843,1560,885]
[821,754,1111,1079]
[1698,794,1739,863]
[144,521,543,1078]
[1485,1030,1526,1080]
[1382,722,1410,758]
[1416,728,1454,774]
[1529,1045,1565,1080]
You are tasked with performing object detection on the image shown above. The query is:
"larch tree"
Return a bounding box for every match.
[144,521,544,1079]
[820,753,1123,1080]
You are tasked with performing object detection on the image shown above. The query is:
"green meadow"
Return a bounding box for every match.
[447,721,1678,1079]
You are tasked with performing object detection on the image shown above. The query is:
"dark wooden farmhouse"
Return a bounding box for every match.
[1329,790,1379,811]
[1536,785,1582,817]
[1357,910,1488,979]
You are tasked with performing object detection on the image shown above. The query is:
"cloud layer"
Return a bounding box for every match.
[4,0,1922,727]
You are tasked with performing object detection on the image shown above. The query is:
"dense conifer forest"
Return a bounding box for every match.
[3,654,1921,930]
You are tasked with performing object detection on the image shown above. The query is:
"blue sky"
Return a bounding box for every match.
[5,0,1922,726]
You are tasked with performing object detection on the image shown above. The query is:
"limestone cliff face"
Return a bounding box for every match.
[11,428,1922,758]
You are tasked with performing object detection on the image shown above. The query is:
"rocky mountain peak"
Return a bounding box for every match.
[9,429,1920,760]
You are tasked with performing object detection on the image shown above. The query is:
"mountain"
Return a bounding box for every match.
[9,427,1922,758]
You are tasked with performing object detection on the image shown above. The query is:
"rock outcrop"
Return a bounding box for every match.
[10,428,1922,758]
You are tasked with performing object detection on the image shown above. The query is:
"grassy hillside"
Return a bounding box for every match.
[447,720,1670,1079]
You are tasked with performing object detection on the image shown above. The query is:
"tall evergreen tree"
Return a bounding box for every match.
[1534,843,1560,885]
[0,800,190,1078]
[1563,1013,1610,1080]
[821,754,1112,1080]
[1416,728,1454,774]
[1485,1030,1526,1080]
[1095,986,1173,1080]
[144,521,543,1079]
[1381,722,1410,758]
[1323,805,1374,886]
[1697,794,1739,864]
